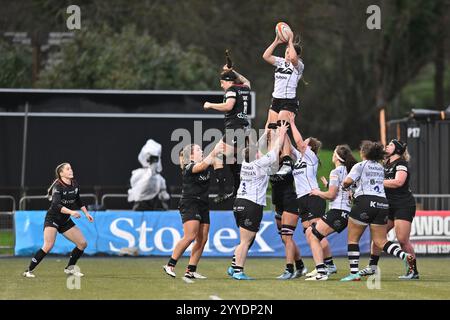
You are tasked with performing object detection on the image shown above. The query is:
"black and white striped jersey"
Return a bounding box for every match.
[272,56,304,99]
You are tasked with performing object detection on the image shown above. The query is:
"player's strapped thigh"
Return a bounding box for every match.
[280,224,296,236]
[308,222,326,241]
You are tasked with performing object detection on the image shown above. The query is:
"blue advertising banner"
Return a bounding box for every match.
[14,211,370,256]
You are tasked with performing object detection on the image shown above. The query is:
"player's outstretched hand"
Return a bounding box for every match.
[320,176,328,187]
[223,64,232,72]
[85,212,94,222]
[278,120,289,136]
[71,210,81,219]
[310,188,321,196]
[203,102,210,110]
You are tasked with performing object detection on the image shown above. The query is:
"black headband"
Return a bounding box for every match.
[220,71,237,82]
[391,139,406,155]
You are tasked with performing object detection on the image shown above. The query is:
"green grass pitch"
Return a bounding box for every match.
[1,257,450,300]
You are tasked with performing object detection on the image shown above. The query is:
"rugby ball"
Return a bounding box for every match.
[275,22,292,42]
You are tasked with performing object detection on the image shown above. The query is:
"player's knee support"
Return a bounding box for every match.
[310,223,325,241]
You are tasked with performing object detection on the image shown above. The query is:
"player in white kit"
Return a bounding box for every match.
[263,31,305,178]
[227,122,289,280]
[288,116,337,277]
[340,141,416,281]
[305,145,357,280]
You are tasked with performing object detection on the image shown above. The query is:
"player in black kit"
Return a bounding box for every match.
[271,160,307,280]
[203,66,251,203]
[359,139,419,279]
[163,143,222,279]
[23,163,94,278]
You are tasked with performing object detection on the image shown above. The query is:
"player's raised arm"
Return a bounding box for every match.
[262,35,283,65]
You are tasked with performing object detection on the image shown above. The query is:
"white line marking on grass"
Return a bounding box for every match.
[209,295,223,300]
[182,277,195,284]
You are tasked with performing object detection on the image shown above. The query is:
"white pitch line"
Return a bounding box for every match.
[209,295,223,300]
[182,277,195,284]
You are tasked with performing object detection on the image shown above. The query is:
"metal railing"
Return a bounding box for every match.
[0,195,16,212]
[413,194,450,211]
[18,193,99,210]
[0,196,16,252]
[101,193,274,210]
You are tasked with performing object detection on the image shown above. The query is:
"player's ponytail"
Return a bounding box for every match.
[335,145,357,173]
[47,162,69,199]
[180,144,196,170]
[401,149,411,162]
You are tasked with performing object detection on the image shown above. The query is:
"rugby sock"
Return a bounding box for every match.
[413,259,419,274]
[66,247,84,268]
[369,254,380,271]
[295,259,304,271]
[348,244,360,274]
[231,255,236,267]
[214,168,226,195]
[168,257,178,267]
[286,264,294,273]
[187,265,197,273]
[316,263,327,276]
[383,241,407,260]
[28,249,47,271]
[233,265,244,273]
[324,256,334,267]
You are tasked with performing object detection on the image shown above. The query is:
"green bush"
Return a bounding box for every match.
[37,25,217,90]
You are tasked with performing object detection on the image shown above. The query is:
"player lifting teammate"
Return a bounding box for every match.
[227,122,289,280]
[288,116,338,277]
[340,141,416,281]
[23,163,94,278]
[271,116,307,280]
[359,139,419,279]
[203,59,251,204]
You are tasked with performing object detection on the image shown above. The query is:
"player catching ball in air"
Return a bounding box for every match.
[359,139,419,279]
[163,143,223,279]
[305,145,357,280]
[340,141,416,282]
[204,64,252,204]
[23,163,94,278]
[228,121,289,280]
[263,23,304,179]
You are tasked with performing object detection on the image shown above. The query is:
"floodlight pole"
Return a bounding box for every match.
[20,102,29,197]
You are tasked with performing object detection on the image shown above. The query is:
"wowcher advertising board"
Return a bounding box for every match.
[14,210,371,257]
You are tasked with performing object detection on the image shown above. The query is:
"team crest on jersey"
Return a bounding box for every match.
[293,161,307,170]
